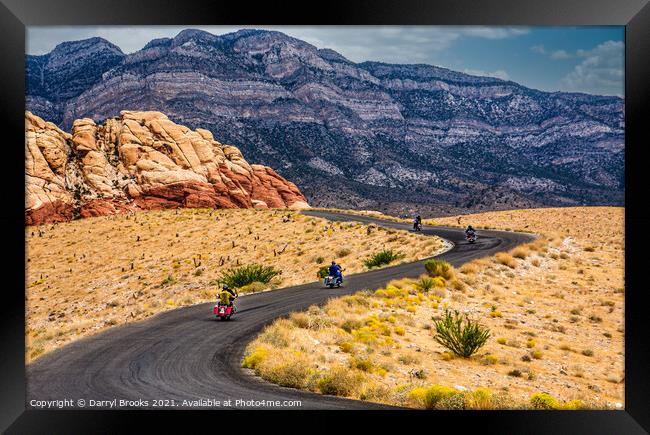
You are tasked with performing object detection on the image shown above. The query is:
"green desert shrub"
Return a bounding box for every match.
[364,249,404,269]
[424,259,455,280]
[417,276,436,292]
[432,310,490,358]
[220,264,281,288]
[317,265,330,279]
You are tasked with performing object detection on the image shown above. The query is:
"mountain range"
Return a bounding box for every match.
[26,29,625,216]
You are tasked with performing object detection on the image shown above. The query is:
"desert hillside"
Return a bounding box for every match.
[26,110,307,226]
[26,208,447,361]
[242,207,624,409]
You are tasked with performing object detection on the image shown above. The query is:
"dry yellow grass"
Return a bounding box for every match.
[243,207,624,409]
[26,208,446,361]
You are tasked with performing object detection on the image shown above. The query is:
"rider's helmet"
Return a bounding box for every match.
[223,284,230,290]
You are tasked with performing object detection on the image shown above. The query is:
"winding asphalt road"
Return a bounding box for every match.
[26,211,535,410]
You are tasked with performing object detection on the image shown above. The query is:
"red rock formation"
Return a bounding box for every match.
[25,111,309,225]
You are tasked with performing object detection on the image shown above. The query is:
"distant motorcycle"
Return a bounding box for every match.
[413,222,422,232]
[324,275,342,288]
[466,232,477,244]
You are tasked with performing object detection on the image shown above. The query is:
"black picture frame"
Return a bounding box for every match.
[1,0,648,432]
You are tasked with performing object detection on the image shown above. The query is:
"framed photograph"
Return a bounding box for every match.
[2,0,648,432]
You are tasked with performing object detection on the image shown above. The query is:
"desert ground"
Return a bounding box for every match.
[25,208,446,361]
[242,207,624,409]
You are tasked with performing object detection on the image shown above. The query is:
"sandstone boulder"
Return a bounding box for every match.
[25,111,309,225]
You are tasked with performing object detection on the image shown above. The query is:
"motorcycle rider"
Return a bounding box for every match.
[328,261,344,284]
[219,284,238,312]
[465,225,476,239]
[414,214,422,230]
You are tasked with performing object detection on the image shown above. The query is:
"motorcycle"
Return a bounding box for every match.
[324,275,342,288]
[413,221,422,232]
[466,232,477,244]
[214,296,237,320]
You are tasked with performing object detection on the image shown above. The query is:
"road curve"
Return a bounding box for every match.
[26,211,535,410]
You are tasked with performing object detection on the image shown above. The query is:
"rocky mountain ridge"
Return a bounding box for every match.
[26,29,625,216]
[25,110,308,225]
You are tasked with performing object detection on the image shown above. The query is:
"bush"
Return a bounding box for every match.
[495,253,517,268]
[317,265,330,279]
[450,279,466,292]
[424,259,455,280]
[220,264,281,288]
[160,274,175,287]
[336,248,351,258]
[465,388,494,409]
[257,355,312,389]
[560,400,585,410]
[526,339,536,348]
[290,312,310,328]
[350,357,374,372]
[258,322,291,347]
[364,249,404,269]
[530,392,560,409]
[242,347,268,369]
[317,365,365,397]
[239,281,267,294]
[340,318,363,333]
[408,385,461,409]
[481,354,498,365]
[339,342,354,353]
[432,310,490,357]
[417,276,435,292]
[512,246,529,259]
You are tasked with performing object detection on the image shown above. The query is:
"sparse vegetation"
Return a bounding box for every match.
[416,276,435,292]
[431,310,490,358]
[26,208,446,360]
[363,249,405,269]
[495,253,517,268]
[317,365,366,396]
[219,264,281,288]
[424,259,455,280]
[240,207,623,409]
[511,246,529,259]
[336,248,351,258]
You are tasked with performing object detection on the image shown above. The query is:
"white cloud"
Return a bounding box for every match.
[560,40,624,96]
[550,50,571,60]
[461,27,530,39]
[463,68,510,80]
[531,44,572,60]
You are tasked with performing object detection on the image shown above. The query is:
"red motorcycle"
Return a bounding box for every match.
[466,232,477,244]
[214,302,236,320]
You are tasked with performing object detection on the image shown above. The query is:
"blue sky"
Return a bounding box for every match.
[27,26,624,97]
